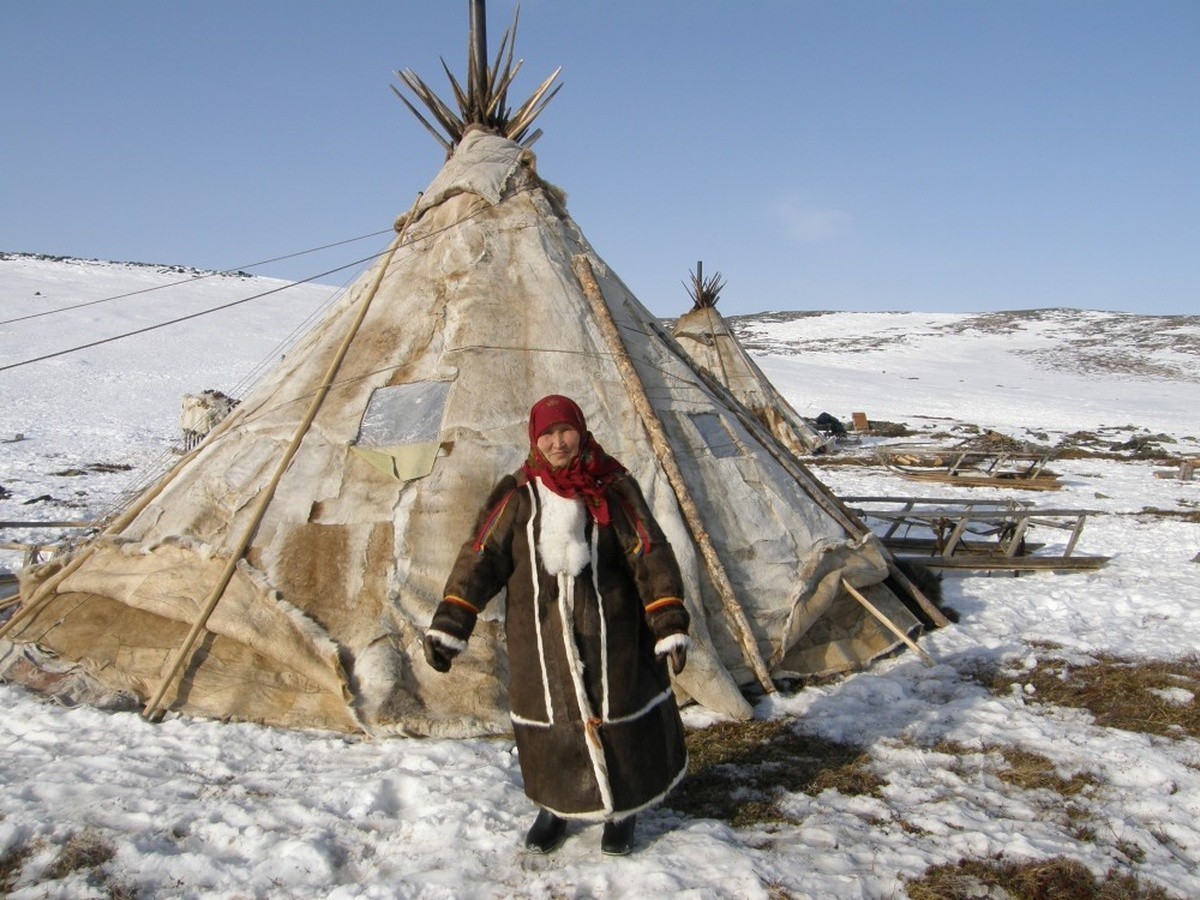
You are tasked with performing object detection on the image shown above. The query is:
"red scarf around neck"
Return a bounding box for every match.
[520,395,626,526]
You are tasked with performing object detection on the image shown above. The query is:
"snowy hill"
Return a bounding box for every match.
[1,254,1199,898]
[731,308,1199,441]
[1,253,340,533]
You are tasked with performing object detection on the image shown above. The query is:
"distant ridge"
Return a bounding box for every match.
[0,251,253,280]
[727,307,1200,385]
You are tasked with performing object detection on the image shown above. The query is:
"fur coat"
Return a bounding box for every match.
[430,469,690,821]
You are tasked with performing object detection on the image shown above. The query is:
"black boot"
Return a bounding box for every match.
[524,808,567,854]
[600,814,636,856]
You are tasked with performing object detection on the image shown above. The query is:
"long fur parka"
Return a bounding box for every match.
[429,469,690,821]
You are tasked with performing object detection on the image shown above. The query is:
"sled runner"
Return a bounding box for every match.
[843,496,1110,572]
[877,445,1062,491]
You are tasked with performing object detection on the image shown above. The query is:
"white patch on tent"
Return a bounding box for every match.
[686,411,743,459]
[416,130,534,212]
[352,381,452,482]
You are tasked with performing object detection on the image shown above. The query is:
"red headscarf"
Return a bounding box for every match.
[521,395,626,525]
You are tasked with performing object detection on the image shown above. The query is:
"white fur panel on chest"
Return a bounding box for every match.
[534,478,591,577]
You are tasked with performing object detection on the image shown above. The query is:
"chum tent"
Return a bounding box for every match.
[0,7,935,737]
[672,264,832,457]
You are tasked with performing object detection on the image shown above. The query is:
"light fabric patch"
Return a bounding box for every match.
[350,444,440,482]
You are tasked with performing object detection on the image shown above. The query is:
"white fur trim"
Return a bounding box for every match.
[589,524,609,720]
[654,633,691,657]
[537,753,689,823]
[509,712,552,728]
[534,479,589,576]
[605,687,673,726]
[557,571,614,815]
[426,630,467,654]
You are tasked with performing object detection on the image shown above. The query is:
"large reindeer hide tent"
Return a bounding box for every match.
[672,265,831,456]
[0,9,923,737]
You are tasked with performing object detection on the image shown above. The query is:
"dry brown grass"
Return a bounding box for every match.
[0,832,134,898]
[43,830,116,881]
[933,741,1098,797]
[905,855,1172,900]
[925,741,1098,843]
[667,718,880,827]
[983,655,1200,741]
[0,840,36,894]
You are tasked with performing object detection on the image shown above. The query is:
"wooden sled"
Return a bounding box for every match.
[0,519,98,608]
[844,496,1110,572]
[879,445,1061,491]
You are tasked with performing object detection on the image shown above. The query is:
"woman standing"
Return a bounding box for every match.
[424,395,690,856]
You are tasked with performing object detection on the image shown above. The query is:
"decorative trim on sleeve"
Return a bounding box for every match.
[614,493,653,556]
[472,488,517,553]
[654,633,691,657]
[443,594,481,615]
[427,629,468,653]
[645,596,685,615]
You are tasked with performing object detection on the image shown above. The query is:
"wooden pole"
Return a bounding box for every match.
[841,579,936,667]
[571,255,775,694]
[468,0,488,119]
[142,203,420,722]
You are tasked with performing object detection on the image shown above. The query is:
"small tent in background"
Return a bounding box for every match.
[672,263,832,456]
[0,3,934,737]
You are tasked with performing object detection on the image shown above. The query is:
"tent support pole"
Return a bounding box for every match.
[842,579,936,667]
[572,255,775,695]
[141,200,421,722]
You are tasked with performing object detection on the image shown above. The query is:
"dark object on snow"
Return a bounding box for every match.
[888,559,958,629]
[813,412,847,436]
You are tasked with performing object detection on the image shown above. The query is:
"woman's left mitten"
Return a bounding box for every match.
[423,632,462,673]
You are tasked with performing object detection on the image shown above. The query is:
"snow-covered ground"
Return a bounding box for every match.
[1,255,1199,898]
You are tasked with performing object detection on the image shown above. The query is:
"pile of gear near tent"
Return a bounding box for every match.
[671,262,832,457]
[0,4,938,737]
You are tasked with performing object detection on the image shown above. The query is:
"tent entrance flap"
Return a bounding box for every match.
[352,381,452,482]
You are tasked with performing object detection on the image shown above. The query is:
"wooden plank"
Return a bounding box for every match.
[882,537,1046,554]
[887,468,1062,490]
[841,579,935,667]
[843,495,1036,507]
[1064,514,1087,557]
[1003,516,1032,558]
[901,554,1110,571]
[0,520,96,529]
[941,514,971,557]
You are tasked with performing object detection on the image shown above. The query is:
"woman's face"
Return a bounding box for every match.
[536,423,581,469]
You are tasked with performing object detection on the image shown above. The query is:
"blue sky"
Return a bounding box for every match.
[3,1,1197,317]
